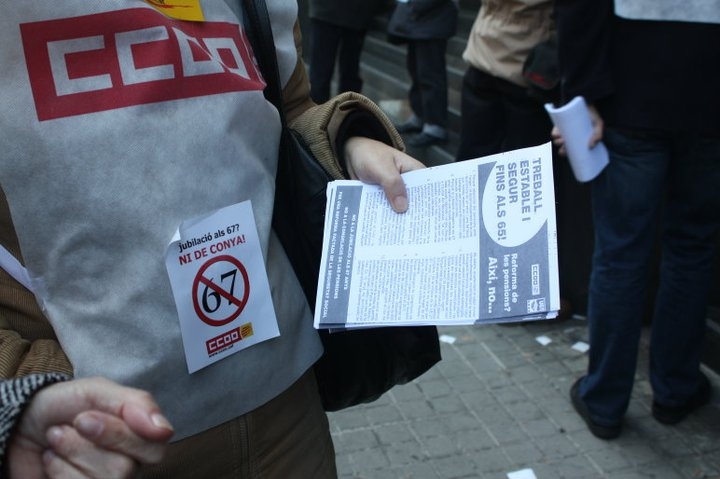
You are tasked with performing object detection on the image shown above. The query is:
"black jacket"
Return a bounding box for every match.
[555,0,720,135]
[387,0,458,42]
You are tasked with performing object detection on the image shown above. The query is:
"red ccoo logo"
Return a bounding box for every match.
[20,8,265,121]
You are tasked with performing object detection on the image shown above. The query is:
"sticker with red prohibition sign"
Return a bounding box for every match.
[165,201,279,374]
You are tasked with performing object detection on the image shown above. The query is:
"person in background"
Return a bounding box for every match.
[456,0,576,321]
[1,375,173,478]
[0,2,423,477]
[308,0,391,103]
[553,0,720,439]
[387,0,458,147]
[455,0,555,161]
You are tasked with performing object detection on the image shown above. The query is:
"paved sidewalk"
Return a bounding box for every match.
[328,317,720,479]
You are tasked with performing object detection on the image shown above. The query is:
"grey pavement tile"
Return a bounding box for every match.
[374,423,416,445]
[428,454,480,478]
[672,456,720,479]
[489,382,531,405]
[610,464,685,479]
[481,371,516,390]
[445,373,488,394]
[613,439,668,467]
[586,447,634,473]
[349,447,392,471]
[418,378,455,399]
[537,360,576,380]
[549,454,602,478]
[650,433,702,458]
[423,435,459,459]
[384,440,429,467]
[410,417,457,438]
[483,422,529,446]
[453,428,498,452]
[490,351,530,370]
[400,398,439,420]
[502,441,545,465]
[533,432,580,459]
[524,346,560,364]
[392,382,427,401]
[365,403,405,425]
[430,394,469,415]
[459,390,500,409]
[471,448,513,475]
[522,417,564,438]
[391,463,444,479]
[332,429,380,454]
[502,400,546,423]
[329,408,371,431]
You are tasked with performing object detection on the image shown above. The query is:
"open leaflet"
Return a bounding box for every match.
[314,142,560,329]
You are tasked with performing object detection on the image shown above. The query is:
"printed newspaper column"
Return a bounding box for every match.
[165,201,279,373]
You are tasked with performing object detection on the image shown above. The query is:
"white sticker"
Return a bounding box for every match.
[165,201,279,373]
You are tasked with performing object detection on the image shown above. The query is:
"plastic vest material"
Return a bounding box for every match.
[0,1,321,440]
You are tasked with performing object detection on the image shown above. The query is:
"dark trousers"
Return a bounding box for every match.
[309,19,367,103]
[406,38,448,128]
[579,128,720,424]
[456,67,552,161]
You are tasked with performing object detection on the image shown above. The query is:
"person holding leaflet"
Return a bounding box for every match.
[0,2,424,477]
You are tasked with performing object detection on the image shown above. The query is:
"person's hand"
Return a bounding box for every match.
[344,137,426,213]
[8,377,174,479]
[551,103,605,156]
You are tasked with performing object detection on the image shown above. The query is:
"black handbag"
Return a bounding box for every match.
[522,34,561,104]
[242,0,441,411]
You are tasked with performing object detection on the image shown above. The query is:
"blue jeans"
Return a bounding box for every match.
[579,128,720,426]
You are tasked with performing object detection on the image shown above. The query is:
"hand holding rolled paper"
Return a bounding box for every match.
[545,96,609,182]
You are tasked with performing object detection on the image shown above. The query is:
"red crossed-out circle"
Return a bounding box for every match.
[192,255,250,327]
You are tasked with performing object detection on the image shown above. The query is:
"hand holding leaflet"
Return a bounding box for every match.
[545,96,609,182]
[315,143,561,329]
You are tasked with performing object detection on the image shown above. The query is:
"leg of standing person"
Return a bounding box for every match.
[456,67,505,161]
[573,128,670,437]
[336,28,366,94]
[649,133,720,422]
[309,19,342,103]
[500,85,553,151]
[401,40,425,131]
[407,38,449,146]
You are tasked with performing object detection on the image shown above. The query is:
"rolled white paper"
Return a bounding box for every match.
[545,96,609,182]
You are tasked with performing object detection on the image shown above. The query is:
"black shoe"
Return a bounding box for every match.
[570,377,622,439]
[652,373,712,425]
[394,120,423,134]
[407,132,448,147]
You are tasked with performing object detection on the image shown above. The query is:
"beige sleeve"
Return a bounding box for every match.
[0,190,73,379]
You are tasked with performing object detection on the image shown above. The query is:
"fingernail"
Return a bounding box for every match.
[393,196,408,213]
[46,426,64,445]
[76,415,104,438]
[151,413,174,431]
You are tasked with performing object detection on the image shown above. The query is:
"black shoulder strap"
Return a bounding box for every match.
[241,0,287,127]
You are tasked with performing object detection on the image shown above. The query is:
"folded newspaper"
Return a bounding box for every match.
[314,142,560,329]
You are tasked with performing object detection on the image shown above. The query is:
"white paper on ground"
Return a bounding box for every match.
[544,96,609,182]
[507,468,538,479]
